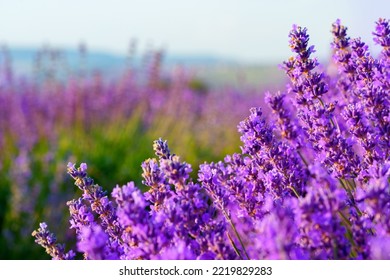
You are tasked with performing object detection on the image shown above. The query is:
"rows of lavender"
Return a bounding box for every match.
[0,46,265,259]
[11,18,390,259]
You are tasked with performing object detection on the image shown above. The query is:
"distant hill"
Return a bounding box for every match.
[1,47,284,87]
[3,47,234,71]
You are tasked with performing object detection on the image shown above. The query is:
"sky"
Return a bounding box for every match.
[0,0,389,63]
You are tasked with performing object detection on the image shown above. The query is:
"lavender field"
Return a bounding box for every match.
[1,17,390,260]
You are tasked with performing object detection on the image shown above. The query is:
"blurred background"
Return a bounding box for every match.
[1,0,387,85]
[0,0,388,259]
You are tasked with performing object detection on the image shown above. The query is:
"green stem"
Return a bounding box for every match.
[297,150,309,167]
[339,178,363,217]
[350,178,357,190]
[345,179,355,192]
[338,210,351,227]
[222,209,250,260]
[318,97,340,133]
[338,178,348,191]
[288,186,300,199]
[226,232,243,260]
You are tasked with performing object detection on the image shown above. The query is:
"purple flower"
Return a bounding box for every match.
[77,224,120,260]
[373,18,390,53]
[67,198,95,233]
[160,155,192,188]
[32,223,75,260]
[332,20,390,167]
[285,24,362,179]
[67,162,122,243]
[294,184,350,259]
[153,138,172,159]
[369,228,390,260]
[254,201,303,259]
[238,107,308,197]
[32,18,390,261]
[265,92,302,146]
[154,241,196,260]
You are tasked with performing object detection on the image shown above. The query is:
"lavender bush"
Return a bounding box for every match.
[33,19,390,259]
[0,47,265,259]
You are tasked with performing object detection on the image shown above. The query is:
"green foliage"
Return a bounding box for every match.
[0,93,243,259]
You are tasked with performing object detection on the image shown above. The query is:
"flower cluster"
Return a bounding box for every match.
[0,42,264,259]
[34,19,390,259]
[34,140,237,259]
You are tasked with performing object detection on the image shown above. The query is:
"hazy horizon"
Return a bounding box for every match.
[0,0,389,63]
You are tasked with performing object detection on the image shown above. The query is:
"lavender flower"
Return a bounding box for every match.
[32,18,390,261]
[265,92,301,146]
[254,201,302,259]
[77,224,120,260]
[294,166,350,259]
[373,18,390,59]
[332,19,390,171]
[238,107,308,197]
[67,198,95,233]
[370,234,390,260]
[153,138,172,159]
[32,223,75,260]
[342,103,379,165]
[285,24,361,179]
[67,162,122,242]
